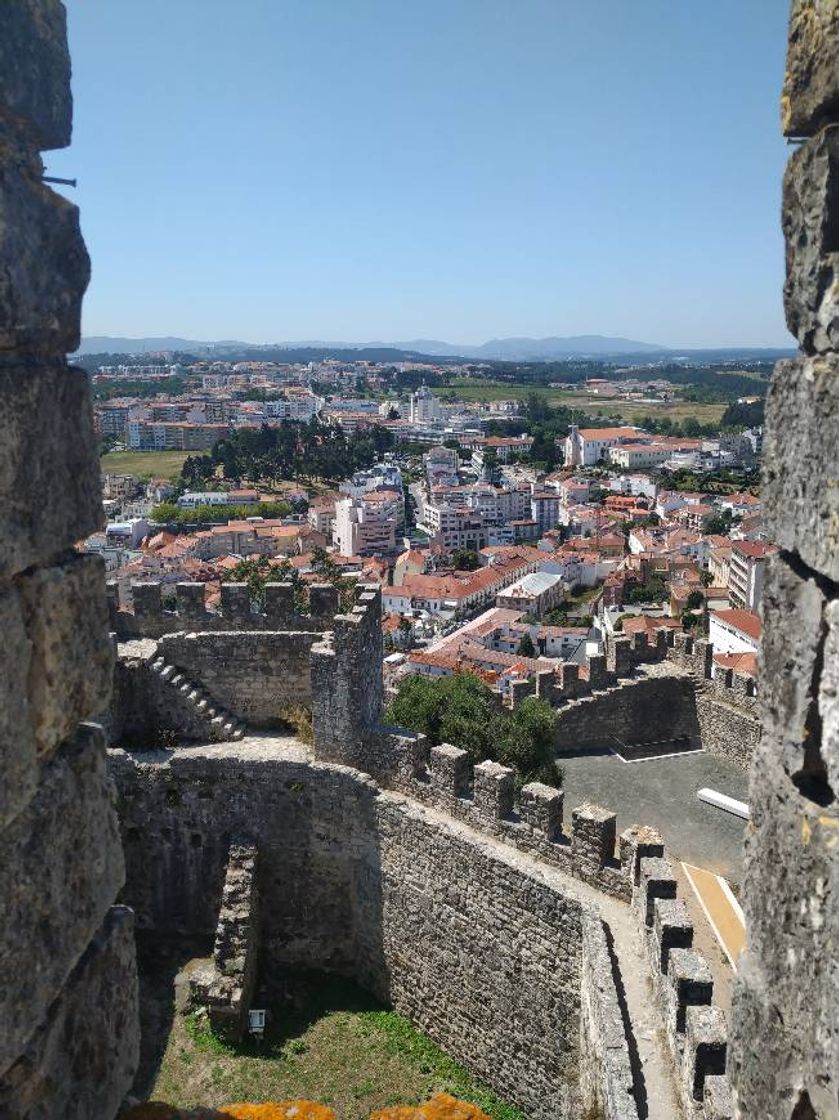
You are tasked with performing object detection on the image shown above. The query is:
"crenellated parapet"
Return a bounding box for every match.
[631,848,733,1118]
[378,735,627,898]
[107,579,344,639]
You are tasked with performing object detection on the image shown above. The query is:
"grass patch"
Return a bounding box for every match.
[101,449,189,481]
[152,972,524,1120]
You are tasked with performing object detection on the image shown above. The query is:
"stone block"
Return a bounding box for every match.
[667,948,713,1033]
[763,357,839,582]
[132,581,163,617]
[176,581,207,620]
[684,1004,727,1103]
[520,781,563,841]
[572,803,617,868]
[0,723,125,1074]
[0,0,72,149]
[309,582,339,616]
[782,0,839,136]
[473,759,515,819]
[0,585,36,827]
[264,581,296,620]
[220,582,252,624]
[703,1073,734,1120]
[782,126,839,353]
[0,906,138,1117]
[652,897,693,973]
[430,743,470,797]
[619,824,664,886]
[637,855,677,926]
[20,552,113,757]
[0,366,102,577]
[759,553,830,792]
[0,157,89,357]
[587,654,608,689]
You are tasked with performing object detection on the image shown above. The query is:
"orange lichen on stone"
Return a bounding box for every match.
[122,1097,486,1120]
[121,1106,229,1120]
[371,1092,492,1120]
[221,1104,336,1120]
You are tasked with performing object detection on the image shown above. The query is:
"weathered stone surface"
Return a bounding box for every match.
[20,552,114,756]
[782,126,839,352]
[191,840,260,1042]
[783,0,839,136]
[111,745,587,1120]
[0,585,36,826]
[763,356,839,581]
[0,158,89,357]
[818,598,839,795]
[759,552,828,789]
[0,0,71,149]
[0,906,139,1118]
[0,723,124,1075]
[579,913,640,1120]
[0,365,103,577]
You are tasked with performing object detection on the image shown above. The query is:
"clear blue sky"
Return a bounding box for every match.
[51,0,793,349]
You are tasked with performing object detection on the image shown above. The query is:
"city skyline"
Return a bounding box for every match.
[52,1,793,349]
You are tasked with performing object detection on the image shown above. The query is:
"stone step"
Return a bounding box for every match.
[159,665,175,681]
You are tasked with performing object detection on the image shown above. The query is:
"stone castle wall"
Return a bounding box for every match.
[731,5,839,1117]
[108,579,342,639]
[0,4,138,1117]
[110,744,591,1120]
[157,629,318,725]
[552,674,700,754]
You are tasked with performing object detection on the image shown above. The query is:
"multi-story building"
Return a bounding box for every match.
[728,539,776,610]
[563,425,641,467]
[408,383,443,425]
[529,490,562,533]
[607,442,672,470]
[496,570,566,616]
[127,420,228,451]
[332,493,399,557]
[709,607,761,654]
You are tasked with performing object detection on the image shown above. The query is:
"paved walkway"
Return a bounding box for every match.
[682,862,746,971]
[559,747,750,883]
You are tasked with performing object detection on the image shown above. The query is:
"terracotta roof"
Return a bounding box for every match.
[732,539,777,559]
[711,608,762,641]
[713,651,758,678]
[576,426,639,440]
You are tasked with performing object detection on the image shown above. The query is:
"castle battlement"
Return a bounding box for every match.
[107,578,346,639]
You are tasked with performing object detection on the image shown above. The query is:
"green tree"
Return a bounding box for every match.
[517,632,536,657]
[451,548,481,571]
[686,589,705,610]
[702,510,734,536]
[383,673,560,788]
[497,696,562,787]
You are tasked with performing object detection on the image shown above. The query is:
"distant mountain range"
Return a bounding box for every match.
[75,333,664,360]
[74,334,794,363]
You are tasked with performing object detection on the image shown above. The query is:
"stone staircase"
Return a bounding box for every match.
[148,656,246,742]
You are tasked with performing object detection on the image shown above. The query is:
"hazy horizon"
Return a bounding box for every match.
[52,1,794,349]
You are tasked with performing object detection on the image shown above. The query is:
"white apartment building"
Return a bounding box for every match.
[332,493,398,557]
[728,540,776,610]
[608,443,672,470]
[261,390,322,421]
[421,502,488,551]
[409,383,443,425]
[564,425,641,467]
[709,608,761,654]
